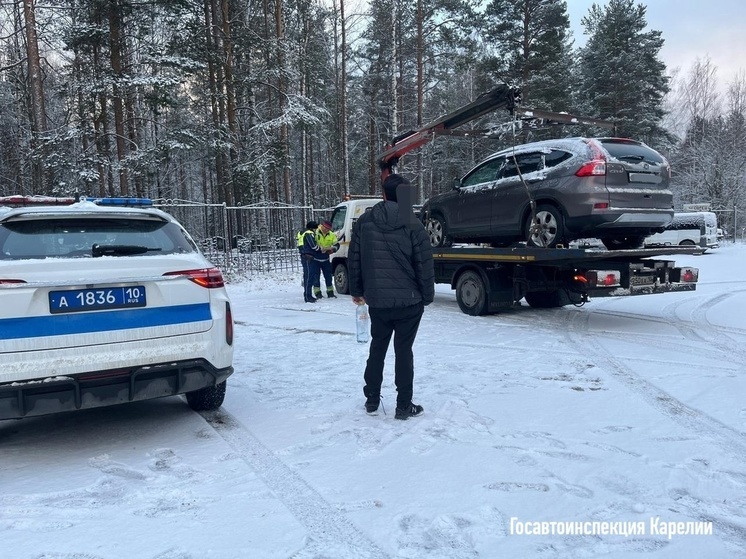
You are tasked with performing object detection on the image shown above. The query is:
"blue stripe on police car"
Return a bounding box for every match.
[0,303,212,340]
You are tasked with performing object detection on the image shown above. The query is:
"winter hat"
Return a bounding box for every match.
[382,174,409,202]
[306,220,318,230]
[321,220,333,229]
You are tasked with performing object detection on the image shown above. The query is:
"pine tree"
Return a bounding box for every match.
[480,0,574,114]
[578,0,669,144]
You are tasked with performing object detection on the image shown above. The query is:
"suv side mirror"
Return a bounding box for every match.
[452,178,461,190]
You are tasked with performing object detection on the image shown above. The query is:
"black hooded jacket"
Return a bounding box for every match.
[348,200,435,308]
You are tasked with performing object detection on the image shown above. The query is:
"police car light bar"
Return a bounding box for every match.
[0,195,154,208]
[92,197,153,207]
[0,195,76,206]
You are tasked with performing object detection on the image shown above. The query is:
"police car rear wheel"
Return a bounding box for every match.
[186,381,227,411]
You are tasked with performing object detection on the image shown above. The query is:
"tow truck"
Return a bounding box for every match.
[329,85,700,315]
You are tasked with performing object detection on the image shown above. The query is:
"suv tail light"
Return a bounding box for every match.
[0,279,27,285]
[575,160,607,177]
[164,267,225,288]
[578,139,608,176]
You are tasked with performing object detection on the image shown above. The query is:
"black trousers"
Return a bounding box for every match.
[363,303,424,407]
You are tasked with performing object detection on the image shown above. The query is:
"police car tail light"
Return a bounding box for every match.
[164,267,225,288]
[225,302,234,346]
[0,279,26,285]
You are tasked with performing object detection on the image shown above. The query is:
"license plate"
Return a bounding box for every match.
[49,286,147,314]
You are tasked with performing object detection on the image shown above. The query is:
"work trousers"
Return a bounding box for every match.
[363,303,424,407]
[313,259,334,296]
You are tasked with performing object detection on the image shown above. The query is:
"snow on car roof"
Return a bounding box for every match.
[487,137,589,159]
[0,200,174,222]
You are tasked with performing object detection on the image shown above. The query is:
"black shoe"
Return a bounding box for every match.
[327,293,337,298]
[365,395,380,416]
[395,403,424,420]
[314,293,323,299]
[306,298,317,303]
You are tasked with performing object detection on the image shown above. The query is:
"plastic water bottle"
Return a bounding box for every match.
[356,304,370,343]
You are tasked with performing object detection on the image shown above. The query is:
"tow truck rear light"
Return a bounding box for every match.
[681,267,698,282]
[575,159,607,177]
[164,267,225,288]
[586,270,621,288]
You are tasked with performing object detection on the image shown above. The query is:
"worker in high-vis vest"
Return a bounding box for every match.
[298,221,318,303]
[313,220,340,299]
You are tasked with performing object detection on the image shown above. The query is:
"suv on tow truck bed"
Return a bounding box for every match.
[329,85,699,315]
[327,197,699,315]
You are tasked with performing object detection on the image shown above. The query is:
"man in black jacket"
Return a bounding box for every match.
[348,174,435,420]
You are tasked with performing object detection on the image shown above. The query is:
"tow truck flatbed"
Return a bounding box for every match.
[431,245,700,315]
[434,245,703,265]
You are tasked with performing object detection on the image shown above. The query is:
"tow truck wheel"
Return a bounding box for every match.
[186,381,227,411]
[526,205,565,248]
[333,262,350,294]
[425,214,452,248]
[456,270,488,316]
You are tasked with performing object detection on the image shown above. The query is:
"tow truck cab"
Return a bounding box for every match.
[328,198,380,294]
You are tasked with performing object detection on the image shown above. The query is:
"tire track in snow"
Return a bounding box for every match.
[199,409,390,559]
[561,309,746,459]
[661,291,746,361]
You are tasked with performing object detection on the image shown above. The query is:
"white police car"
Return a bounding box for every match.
[0,197,234,419]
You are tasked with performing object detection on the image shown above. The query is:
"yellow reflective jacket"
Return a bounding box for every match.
[314,228,339,261]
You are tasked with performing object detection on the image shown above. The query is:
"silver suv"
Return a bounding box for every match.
[421,137,674,250]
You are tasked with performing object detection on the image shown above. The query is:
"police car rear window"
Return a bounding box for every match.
[0,217,196,260]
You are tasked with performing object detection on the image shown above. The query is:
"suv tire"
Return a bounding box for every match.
[425,214,452,248]
[526,205,565,248]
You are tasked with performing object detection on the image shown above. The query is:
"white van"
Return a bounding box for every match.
[644,211,719,251]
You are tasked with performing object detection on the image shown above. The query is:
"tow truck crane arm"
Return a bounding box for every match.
[377,84,519,180]
[377,84,615,181]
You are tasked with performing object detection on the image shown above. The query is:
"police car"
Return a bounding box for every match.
[0,197,234,419]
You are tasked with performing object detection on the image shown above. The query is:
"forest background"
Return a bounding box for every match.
[1,0,742,223]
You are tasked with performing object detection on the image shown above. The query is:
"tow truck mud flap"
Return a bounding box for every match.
[486,268,515,313]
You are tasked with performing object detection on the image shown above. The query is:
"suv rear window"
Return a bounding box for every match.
[0,216,197,260]
[599,139,665,165]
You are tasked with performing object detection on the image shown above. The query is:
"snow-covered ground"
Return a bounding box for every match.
[3,245,746,558]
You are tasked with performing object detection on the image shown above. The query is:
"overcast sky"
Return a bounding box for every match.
[567,0,746,86]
